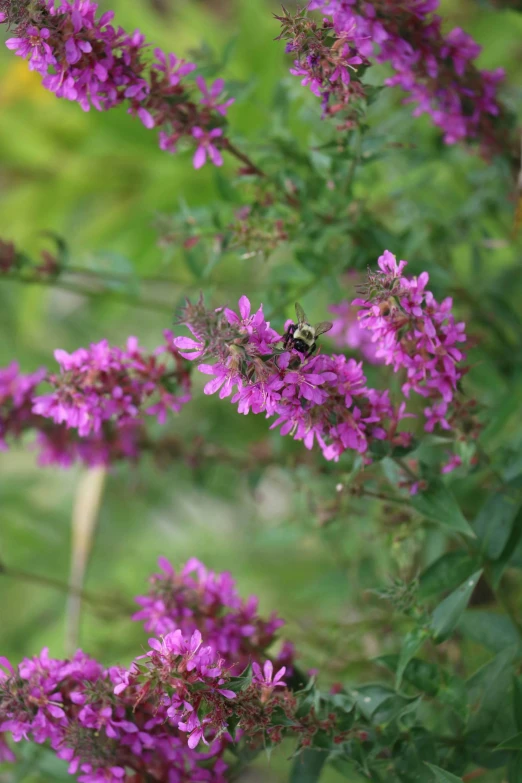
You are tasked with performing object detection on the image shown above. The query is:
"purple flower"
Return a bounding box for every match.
[152,48,196,86]
[6,26,55,72]
[441,454,462,474]
[196,76,235,116]
[252,660,286,689]
[1,1,234,167]
[192,127,224,169]
[353,251,467,432]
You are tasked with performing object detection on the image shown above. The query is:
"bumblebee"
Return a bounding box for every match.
[283,302,333,359]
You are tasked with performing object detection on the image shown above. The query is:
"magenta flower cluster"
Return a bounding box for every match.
[353,250,467,434]
[0,334,191,468]
[0,559,293,782]
[0,252,468,469]
[172,291,412,462]
[0,362,46,451]
[287,0,504,151]
[33,336,190,436]
[0,639,236,782]
[1,1,233,168]
[133,557,294,676]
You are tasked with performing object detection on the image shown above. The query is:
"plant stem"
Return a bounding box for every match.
[0,560,132,614]
[354,488,411,506]
[395,456,419,482]
[3,273,176,313]
[223,138,267,178]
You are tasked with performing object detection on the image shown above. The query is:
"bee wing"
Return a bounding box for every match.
[295,301,307,326]
[314,321,334,337]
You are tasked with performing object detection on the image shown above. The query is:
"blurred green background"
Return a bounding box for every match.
[1,1,522,780]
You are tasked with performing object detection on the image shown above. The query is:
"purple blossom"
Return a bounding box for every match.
[196,76,235,116]
[329,301,382,364]
[0,587,294,783]
[252,660,287,689]
[31,336,191,437]
[192,127,224,169]
[353,250,467,432]
[281,0,505,154]
[175,294,412,461]
[6,25,55,71]
[133,557,293,676]
[1,2,233,166]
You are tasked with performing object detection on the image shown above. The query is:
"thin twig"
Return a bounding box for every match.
[0,561,133,614]
[2,273,176,312]
[395,456,419,482]
[355,488,411,506]
[223,138,267,178]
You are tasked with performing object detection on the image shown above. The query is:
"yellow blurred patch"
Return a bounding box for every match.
[0,59,53,105]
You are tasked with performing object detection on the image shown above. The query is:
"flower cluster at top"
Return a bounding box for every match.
[133,556,295,676]
[171,293,412,463]
[279,0,506,153]
[0,334,190,467]
[353,250,467,435]
[0,559,342,782]
[0,0,235,169]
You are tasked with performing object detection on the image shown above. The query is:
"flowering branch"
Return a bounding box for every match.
[171,251,472,467]
[0,0,265,175]
[279,1,513,159]
[0,335,191,467]
[0,558,300,782]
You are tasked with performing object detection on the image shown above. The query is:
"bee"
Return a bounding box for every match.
[283,302,333,359]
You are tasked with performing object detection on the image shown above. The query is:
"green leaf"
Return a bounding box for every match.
[395,627,428,689]
[352,684,419,725]
[430,570,483,642]
[419,551,481,598]
[496,732,522,750]
[424,763,463,782]
[372,694,420,725]
[214,169,239,203]
[508,752,522,783]
[376,655,440,696]
[290,749,327,783]
[467,646,519,733]
[459,610,521,653]
[351,684,396,720]
[473,477,522,559]
[411,480,475,537]
[514,677,522,731]
[489,507,522,587]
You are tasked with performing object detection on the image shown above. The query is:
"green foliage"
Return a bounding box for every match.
[425,764,463,783]
[290,750,327,783]
[430,570,483,642]
[410,481,475,538]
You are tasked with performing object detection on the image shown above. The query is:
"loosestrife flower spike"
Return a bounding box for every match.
[1,0,234,169]
[352,250,467,431]
[172,291,412,462]
[133,556,294,675]
[281,0,506,155]
[0,563,311,781]
[0,334,191,468]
